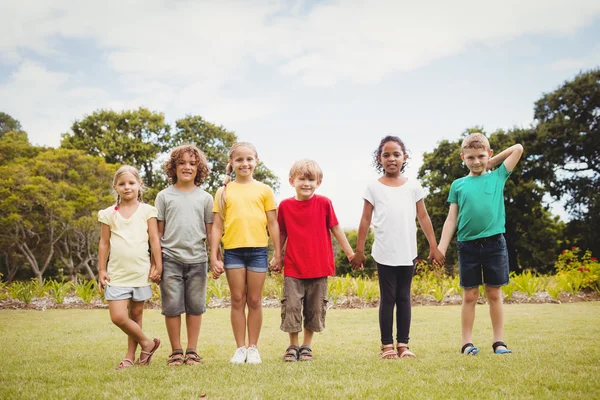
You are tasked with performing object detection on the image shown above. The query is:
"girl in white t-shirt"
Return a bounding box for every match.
[351,136,445,359]
[98,165,162,369]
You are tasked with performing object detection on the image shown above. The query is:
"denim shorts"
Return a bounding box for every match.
[457,234,509,288]
[223,247,268,273]
[160,254,207,316]
[104,285,152,302]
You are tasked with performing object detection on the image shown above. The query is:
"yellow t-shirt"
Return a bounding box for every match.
[98,203,158,287]
[213,181,277,249]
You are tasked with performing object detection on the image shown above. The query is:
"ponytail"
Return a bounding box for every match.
[218,163,232,220]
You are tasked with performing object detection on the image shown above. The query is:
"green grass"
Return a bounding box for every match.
[1,303,599,399]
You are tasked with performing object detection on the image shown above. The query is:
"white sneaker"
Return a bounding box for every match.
[230,346,247,364]
[246,345,262,364]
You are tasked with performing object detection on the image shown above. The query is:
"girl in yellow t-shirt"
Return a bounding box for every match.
[97,166,162,369]
[210,142,281,364]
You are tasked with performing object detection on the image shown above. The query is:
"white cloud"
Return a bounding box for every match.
[550,47,600,71]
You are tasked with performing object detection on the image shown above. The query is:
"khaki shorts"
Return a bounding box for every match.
[280,276,328,333]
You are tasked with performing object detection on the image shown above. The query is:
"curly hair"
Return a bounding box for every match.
[164,144,210,186]
[372,135,409,174]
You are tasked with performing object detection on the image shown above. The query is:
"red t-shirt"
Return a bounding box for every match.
[277,194,339,279]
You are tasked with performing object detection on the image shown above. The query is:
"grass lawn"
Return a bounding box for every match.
[1,303,599,399]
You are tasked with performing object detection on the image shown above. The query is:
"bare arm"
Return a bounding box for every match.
[330,225,357,267]
[351,200,374,270]
[488,144,524,172]
[209,213,225,279]
[97,223,111,291]
[266,209,281,269]
[148,217,162,282]
[438,203,459,255]
[274,231,287,273]
[416,199,445,265]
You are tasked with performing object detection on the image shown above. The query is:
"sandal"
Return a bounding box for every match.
[167,349,185,366]
[184,349,202,365]
[298,345,313,361]
[492,341,512,355]
[397,345,416,358]
[283,345,300,362]
[461,342,480,355]
[116,358,134,370]
[137,338,160,365]
[380,345,399,359]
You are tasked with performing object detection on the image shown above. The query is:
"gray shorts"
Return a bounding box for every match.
[280,276,328,333]
[104,285,152,302]
[160,254,208,317]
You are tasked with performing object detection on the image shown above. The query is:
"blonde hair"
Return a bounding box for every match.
[164,144,210,186]
[112,165,144,205]
[461,133,490,152]
[289,159,323,181]
[218,142,258,220]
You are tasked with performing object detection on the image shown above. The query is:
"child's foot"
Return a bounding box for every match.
[461,343,480,355]
[492,341,512,354]
[396,344,416,358]
[167,350,184,366]
[246,345,262,364]
[184,349,202,365]
[299,345,313,361]
[115,358,134,370]
[380,344,399,359]
[230,346,247,364]
[283,345,299,362]
[137,338,161,365]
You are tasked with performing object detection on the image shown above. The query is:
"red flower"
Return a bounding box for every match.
[591,257,597,262]
[562,250,567,254]
[579,268,585,272]
[572,246,577,249]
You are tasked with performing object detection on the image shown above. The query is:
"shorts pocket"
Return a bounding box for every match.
[496,235,507,250]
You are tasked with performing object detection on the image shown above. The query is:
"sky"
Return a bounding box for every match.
[1,0,599,228]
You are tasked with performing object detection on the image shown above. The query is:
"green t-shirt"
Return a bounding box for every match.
[447,163,511,242]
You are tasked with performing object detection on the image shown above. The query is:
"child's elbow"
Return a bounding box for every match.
[515,143,524,153]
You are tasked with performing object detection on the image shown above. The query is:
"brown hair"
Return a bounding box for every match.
[461,133,490,152]
[164,144,210,186]
[218,142,258,220]
[289,159,323,181]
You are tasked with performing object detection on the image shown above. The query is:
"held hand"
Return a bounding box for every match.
[149,265,162,283]
[348,253,364,271]
[351,251,366,270]
[269,256,282,273]
[210,259,225,280]
[428,248,446,266]
[98,270,110,292]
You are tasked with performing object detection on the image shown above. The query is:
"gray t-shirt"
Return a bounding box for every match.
[155,186,214,264]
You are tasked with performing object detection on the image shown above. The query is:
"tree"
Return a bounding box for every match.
[532,68,600,256]
[0,112,22,138]
[61,107,171,188]
[418,128,565,273]
[172,115,280,194]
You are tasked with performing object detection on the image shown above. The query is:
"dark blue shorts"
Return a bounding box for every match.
[223,247,268,273]
[457,234,509,288]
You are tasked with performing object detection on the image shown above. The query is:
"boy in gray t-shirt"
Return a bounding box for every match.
[154,144,214,366]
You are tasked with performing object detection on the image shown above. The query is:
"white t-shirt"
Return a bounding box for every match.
[363,179,425,266]
[98,203,158,287]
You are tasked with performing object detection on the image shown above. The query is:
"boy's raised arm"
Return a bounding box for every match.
[488,144,524,172]
[438,203,459,256]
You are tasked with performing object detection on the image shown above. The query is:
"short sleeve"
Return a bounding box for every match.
[277,201,287,235]
[325,198,339,229]
[155,192,165,221]
[98,209,110,225]
[448,181,458,204]
[204,194,214,224]
[497,162,511,180]
[263,185,277,211]
[413,180,425,202]
[363,184,374,206]
[213,188,223,213]
[145,204,158,220]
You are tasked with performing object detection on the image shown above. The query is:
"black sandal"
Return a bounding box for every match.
[461,343,480,355]
[184,349,202,365]
[167,349,185,366]
[298,345,313,361]
[492,341,512,354]
[283,345,299,362]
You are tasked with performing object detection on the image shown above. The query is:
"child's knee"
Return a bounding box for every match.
[485,286,502,302]
[463,288,479,304]
[246,294,262,310]
[110,312,128,327]
[230,293,246,308]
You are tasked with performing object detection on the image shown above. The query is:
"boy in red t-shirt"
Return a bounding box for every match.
[275,160,357,361]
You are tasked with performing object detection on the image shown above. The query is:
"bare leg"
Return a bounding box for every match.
[302,328,314,347]
[185,314,202,364]
[289,332,300,347]
[109,300,154,354]
[461,287,479,348]
[246,270,267,347]
[165,315,182,351]
[226,268,248,347]
[127,300,145,361]
[485,285,507,350]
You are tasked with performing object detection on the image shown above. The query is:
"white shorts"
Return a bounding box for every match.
[104,285,152,302]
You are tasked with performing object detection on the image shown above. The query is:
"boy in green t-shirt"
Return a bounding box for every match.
[438,133,523,355]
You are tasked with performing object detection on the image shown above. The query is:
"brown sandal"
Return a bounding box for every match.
[167,349,185,366]
[397,344,416,358]
[184,349,202,365]
[380,345,399,359]
[116,358,134,369]
[137,338,160,365]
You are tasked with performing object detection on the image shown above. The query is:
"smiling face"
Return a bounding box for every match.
[230,145,258,179]
[461,147,493,176]
[378,140,408,176]
[175,151,199,184]
[114,172,141,202]
[290,174,321,201]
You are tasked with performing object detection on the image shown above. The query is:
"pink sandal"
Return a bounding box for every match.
[380,345,399,359]
[116,358,134,369]
[137,338,161,365]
